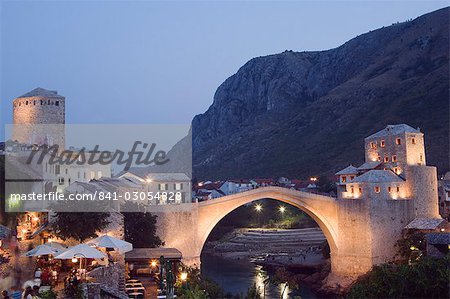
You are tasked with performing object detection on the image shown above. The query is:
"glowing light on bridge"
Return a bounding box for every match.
[279,206,286,214]
[255,203,262,212]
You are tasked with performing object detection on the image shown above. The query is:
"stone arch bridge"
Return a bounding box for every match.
[155,186,417,279]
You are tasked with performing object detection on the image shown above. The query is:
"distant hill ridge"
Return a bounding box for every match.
[191,7,449,179]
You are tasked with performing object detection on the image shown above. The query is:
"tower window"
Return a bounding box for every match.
[359,187,362,193]
[412,138,416,144]
[351,186,354,194]
[374,186,381,193]
[40,100,43,105]
[25,101,28,105]
[397,187,400,192]
[350,175,355,180]
[342,176,347,183]
[370,142,376,149]
[380,140,385,147]
[394,167,399,174]
[392,155,397,162]
[377,156,382,161]
[419,153,423,162]
[388,187,392,193]
[55,101,59,106]
[396,138,401,145]
[384,156,389,163]
[33,101,36,105]
[48,99,50,104]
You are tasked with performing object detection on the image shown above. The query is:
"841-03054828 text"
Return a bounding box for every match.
[8,191,185,202]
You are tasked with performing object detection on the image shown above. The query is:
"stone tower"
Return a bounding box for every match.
[12,87,65,148]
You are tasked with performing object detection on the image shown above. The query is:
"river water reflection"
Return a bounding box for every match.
[201,253,317,299]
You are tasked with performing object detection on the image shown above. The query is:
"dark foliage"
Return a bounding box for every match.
[347,255,450,298]
[123,202,163,248]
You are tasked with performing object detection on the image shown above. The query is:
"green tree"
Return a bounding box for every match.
[347,255,450,298]
[123,202,163,248]
[395,229,426,261]
[52,211,111,242]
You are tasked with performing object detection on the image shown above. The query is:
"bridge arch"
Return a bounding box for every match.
[196,187,339,258]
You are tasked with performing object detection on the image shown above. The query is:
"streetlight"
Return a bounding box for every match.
[255,204,262,212]
[150,260,157,268]
[180,272,188,281]
[279,206,286,214]
[310,177,317,182]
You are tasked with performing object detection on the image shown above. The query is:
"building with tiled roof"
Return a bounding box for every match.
[336,124,432,202]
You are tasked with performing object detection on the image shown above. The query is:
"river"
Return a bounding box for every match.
[201,252,318,299]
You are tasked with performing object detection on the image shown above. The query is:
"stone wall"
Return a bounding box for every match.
[12,95,65,148]
[405,165,440,218]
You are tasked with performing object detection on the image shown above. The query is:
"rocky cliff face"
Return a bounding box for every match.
[192,8,449,179]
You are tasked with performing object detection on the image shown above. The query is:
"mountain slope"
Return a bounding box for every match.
[192,8,449,179]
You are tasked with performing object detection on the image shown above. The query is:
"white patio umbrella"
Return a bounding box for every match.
[88,235,133,253]
[54,244,107,276]
[45,241,67,251]
[24,244,61,257]
[54,243,106,260]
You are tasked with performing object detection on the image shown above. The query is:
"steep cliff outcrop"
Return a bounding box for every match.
[192,8,449,179]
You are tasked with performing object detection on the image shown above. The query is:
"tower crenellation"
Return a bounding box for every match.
[12,87,65,148]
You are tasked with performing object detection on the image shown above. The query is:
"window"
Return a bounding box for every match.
[350,175,355,180]
[384,156,389,163]
[351,186,354,194]
[412,138,416,144]
[380,140,385,147]
[40,100,43,105]
[33,101,36,105]
[370,142,376,149]
[55,101,59,106]
[392,155,397,162]
[394,167,399,174]
[377,156,382,161]
[77,171,80,179]
[48,99,50,105]
[374,186,380,193]
[90,171,95,179]
[342,176,347,183]
[396,138,401,145]
[388,187,392,193]
[26,101,28,105]
[97,171,102,178]
[359,187,362,193]
[159,183,168,191]
[419,154,423,162]
[397,187,400,192]
[174,183,183,190]
[65,168,68,175]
